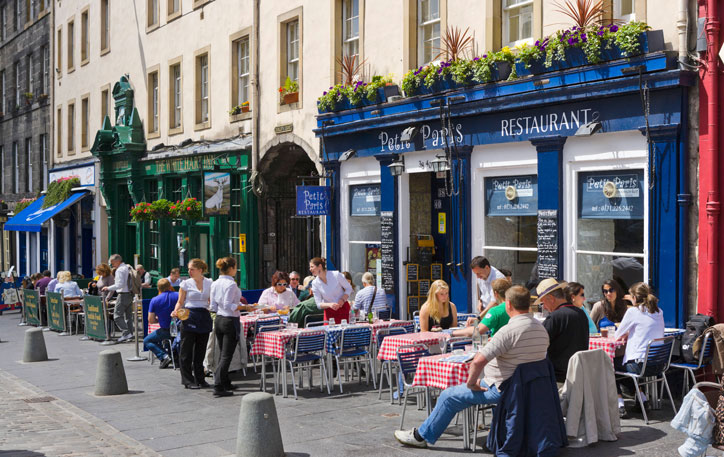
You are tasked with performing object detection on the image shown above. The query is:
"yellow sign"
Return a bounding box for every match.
[240,234,247,253]
[438,212,446,234]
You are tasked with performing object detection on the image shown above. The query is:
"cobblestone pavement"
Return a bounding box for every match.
[0,369,161,457]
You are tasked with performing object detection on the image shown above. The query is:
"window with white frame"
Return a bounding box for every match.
[24,138,31,192]
[148,70,159,133]
[614,0,635,22]
[286,19,299,82]
[12,142,18,193]
[170,63,181,128]
[234,36,250,106]
[342,0,359,58]
[348,183,382,289]
[26,54,32,95]
[502,0,533,47]
[40,134,47,190]
[42,44,48,94]
[196,53,209,124]
[483,175,538,284]
[418,0,440,65]
[574,169,645,303]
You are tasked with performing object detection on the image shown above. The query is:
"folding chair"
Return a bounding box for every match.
[377,326,407,402]
[284,330,331,399]
[670,332,714,397]
[397,343,431,430]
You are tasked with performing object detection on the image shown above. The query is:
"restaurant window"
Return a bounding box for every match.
[418,0,440,65]
[227,173,242,282]
[169,61,182,131]
[232,36,250,108]
[81,95,89,150]
[286,19,299,83]
[347,184,381,289]
[195,52,209,126]
[146,180,160,272]
[502,0,533,47]
[166,177,183,202]
[100,0,110,54]
[342,0,359,59]
[614,0,635,22]
[575,170,645,303]
[80,8,89,65]
[67,19,75,71]
[147,69,159,135]
[67,100,75,154]
[483,175,538,284]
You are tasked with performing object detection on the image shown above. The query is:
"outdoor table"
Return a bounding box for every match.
[240,313,287,336]
[665,328,686,337]
[589,337,625,363]
[377,331,449,361]
[250,328,323,397]
[60,298,83,336]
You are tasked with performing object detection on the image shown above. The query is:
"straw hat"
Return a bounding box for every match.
[533,278,567,305]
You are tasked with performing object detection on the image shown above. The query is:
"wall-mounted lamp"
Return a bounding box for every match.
[574,121,602,136]
[388,156,405,177]
[339,149,356,161]
[430,153,449,172]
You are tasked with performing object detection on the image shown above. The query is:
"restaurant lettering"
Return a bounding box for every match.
[500,109,594,137]
[585,175,640,197]
[156,155,216,174]
[378,123,463,152]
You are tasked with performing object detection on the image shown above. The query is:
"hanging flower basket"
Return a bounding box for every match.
[171,198,202,220]
[130,202,155,222]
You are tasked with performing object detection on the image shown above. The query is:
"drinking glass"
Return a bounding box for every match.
[373,310,379,323]
[329,318,335,326]
[341,319,348,326]
[350,313,356,324]
[289,322,298,330]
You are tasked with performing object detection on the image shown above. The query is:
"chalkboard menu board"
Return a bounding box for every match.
[408,296,420,313]
[380,211,395,292]
[431,263,443,280]
[406,264,419,281]
[419,279,431,298]
[537,209,559,279]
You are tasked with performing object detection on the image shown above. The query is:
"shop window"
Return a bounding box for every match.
[347,183,381,289]
[167,177,183,202]
[100,0,110,54]
[67,19,75,72]
[575,170,645,302]
[483,175,538,284]
[502,0,533,47]
[146,180,160,272]
[418,0,439,65]
[342,0,359,59]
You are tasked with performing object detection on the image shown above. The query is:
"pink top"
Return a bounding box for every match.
[258,287,300,311]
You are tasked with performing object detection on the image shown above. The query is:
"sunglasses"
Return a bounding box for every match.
[276,282,288,287]
[603,288,614,294]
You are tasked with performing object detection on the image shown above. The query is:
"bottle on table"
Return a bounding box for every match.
[472,318,482,351]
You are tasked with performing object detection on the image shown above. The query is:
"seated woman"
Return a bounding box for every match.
[590,279,628,330]
[257,271,300,313]
[564,282,598,334]
[419,280,458,332]
[613,282,664,418]
[54,271,84,298]
[452,278,511,338]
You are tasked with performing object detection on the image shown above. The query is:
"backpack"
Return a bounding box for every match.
[127,267,142,296]
[681,314,716,363]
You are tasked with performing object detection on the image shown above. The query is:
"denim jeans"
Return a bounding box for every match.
[418,381,502,445]
[144,328,171,361]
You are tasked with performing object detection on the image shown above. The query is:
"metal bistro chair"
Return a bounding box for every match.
[445,336,472,353]
[670,332,715,397]
[255,323,285,393]
[251,316,283,373]
[397,343,431,430]
[377,307,392,321]
[615,336,677,424]
[400,320,415,334]
[303,313,326,328]
[377,326,408,402]
[305,320,329,328]
[284,330,331,399]
[148,337,177,370]
[334,326,375,393]
[413,311,421,332]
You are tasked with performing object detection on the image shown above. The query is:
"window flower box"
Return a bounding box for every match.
[282,91,299,105]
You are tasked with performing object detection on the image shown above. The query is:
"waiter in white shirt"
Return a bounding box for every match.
[471,256,505,315]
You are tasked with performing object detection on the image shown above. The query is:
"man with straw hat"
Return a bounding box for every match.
[535,278,590,383]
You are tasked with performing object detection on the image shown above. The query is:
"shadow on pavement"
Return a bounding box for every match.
[0,451,47,456]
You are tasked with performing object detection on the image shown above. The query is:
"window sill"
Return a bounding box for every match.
[81,58,89,67]
[100,47,110,57]
[67,66,75,74]
[168,126,184,136]
[278,101,301,113]
[193,0,212,10]
[146,23,160,34]
[81,145,90,152]
[148,131,161,139]
[194,121,211,131]
[167,11,182,23]
[230,111,251,123]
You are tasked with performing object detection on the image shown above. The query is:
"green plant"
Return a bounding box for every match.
[150,199,174,218]
[614,21,650,56]
[130,202,154,222]
[401,67,426,96]
[318,84,347,111]
[435,26,473,61]
[171,198,202,220]
[43,177,80,208]
[345,81,366,106]
[15,198,37,213]
[24,92,34,100]
[471,55,494,83]
[279,76,299,97]
[337,54,367,86]
[553,0,605,27]
[515,43,544,69]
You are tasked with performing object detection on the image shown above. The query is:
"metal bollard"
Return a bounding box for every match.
[127,296,147,362]
[236,392,284,457]
[23,327,49,362]
[95,349,129,396]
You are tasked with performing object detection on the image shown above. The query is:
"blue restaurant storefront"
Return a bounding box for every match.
[315,51,694,328]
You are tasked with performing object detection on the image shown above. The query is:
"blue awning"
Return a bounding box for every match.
[4,192,88,232]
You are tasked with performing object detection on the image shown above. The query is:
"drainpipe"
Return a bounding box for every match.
[252,0,260,173]
[699,0,721,319]
[677,0,689,69]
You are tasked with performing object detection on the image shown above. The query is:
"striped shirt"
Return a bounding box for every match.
[480,313,549,388]
[352,285,387,314]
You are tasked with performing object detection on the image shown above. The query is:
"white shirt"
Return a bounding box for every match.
[210,275,242,317]
[107,263,131,293]
[167,276,182,287]
[615,306,665,363]
[54,281,83,298]
[312,270,353,310]
[258,287,299,311]
[476,266,505,307]
[353,285,387,314]
[180,277,213,309]
[139,271,151,286]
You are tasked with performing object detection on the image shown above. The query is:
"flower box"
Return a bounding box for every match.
[241,105,250,113]
[362,88,387,106]
[601,29,664,61]
[383,84,401,98]
[282,91,299,105]
[491,61,512,82]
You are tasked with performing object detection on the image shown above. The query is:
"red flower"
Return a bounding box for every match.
[187,207,192,211]
[279,87,283,93]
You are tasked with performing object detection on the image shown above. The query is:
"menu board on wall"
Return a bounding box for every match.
[408,296,420,313]
[431,263,443,280]
[380,211,395,292]
[406,264,419,281]
[536,209,559,280]
[419,280,431,298]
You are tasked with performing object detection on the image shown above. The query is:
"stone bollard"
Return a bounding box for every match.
[236,392,284,457]
[23,327,49,362]
[94,350,129,396]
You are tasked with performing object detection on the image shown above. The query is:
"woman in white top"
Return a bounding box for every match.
[309,257,353,322]
[209,257,246,397]
[258,271,300,312]
[613,282,664,417]
[54,271,84,298]
[171,258,213,389]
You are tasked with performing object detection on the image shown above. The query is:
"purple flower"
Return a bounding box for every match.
[598,30,604,36]
[580,33,587,42]
[329,86,333,90]
[568,37,579,45]
[473,57,480,61]
[609,24,619,32]
[483,54,487,58]
[322,91,327,96]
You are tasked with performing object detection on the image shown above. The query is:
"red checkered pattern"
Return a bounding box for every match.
[148,323,160,334]
[412,354,471,390]
[589,337,625,363]
[250,329,323,359]
[368,319,409,339]
[240,314,281,335]
[377,332,449,361]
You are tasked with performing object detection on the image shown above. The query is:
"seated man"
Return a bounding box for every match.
[452,278,511,339]
[136,264,152,289]
[395,285,549,449]
[144,279,178,369]
[535,278,590,383]
[352,272,387,316]
[167,267,182,287]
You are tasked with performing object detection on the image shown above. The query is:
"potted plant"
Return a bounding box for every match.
[43,177,80,208]
[130,202,155,222]
[15,198,37,213]
[279,77,299,105]
[150,199,175,219]
[24,92,34,105]
[171,198,202,220]
[241,101,250,112]
[317,84,349,113]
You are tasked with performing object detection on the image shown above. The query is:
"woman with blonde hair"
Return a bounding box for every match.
[53,271,83,298]
[419,280,458,332]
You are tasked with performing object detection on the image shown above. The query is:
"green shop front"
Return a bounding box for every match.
[91,77,259,286]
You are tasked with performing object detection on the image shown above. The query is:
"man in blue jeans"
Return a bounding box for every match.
[144,279,178,369]
[395,285,550,448]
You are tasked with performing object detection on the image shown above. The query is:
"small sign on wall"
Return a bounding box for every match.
[296,186,331,216]
[438,212,446,234]
[239,234,247,253]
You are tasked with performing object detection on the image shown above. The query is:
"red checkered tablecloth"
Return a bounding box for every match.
[377,332,449,361]
[240,314,282,335]
[589,337,625,363]
[412,354,471,390]
[148,323,160,333]
[368,319,410,338]
[250,329,323,359]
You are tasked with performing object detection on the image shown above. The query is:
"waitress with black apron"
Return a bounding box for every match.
[172,258,213,389]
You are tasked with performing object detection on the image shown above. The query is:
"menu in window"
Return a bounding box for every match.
[536,209,559,280]
[380,211,395,292]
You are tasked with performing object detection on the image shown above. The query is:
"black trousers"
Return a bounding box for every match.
[214,315,240,390]
[180,329,210,387]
